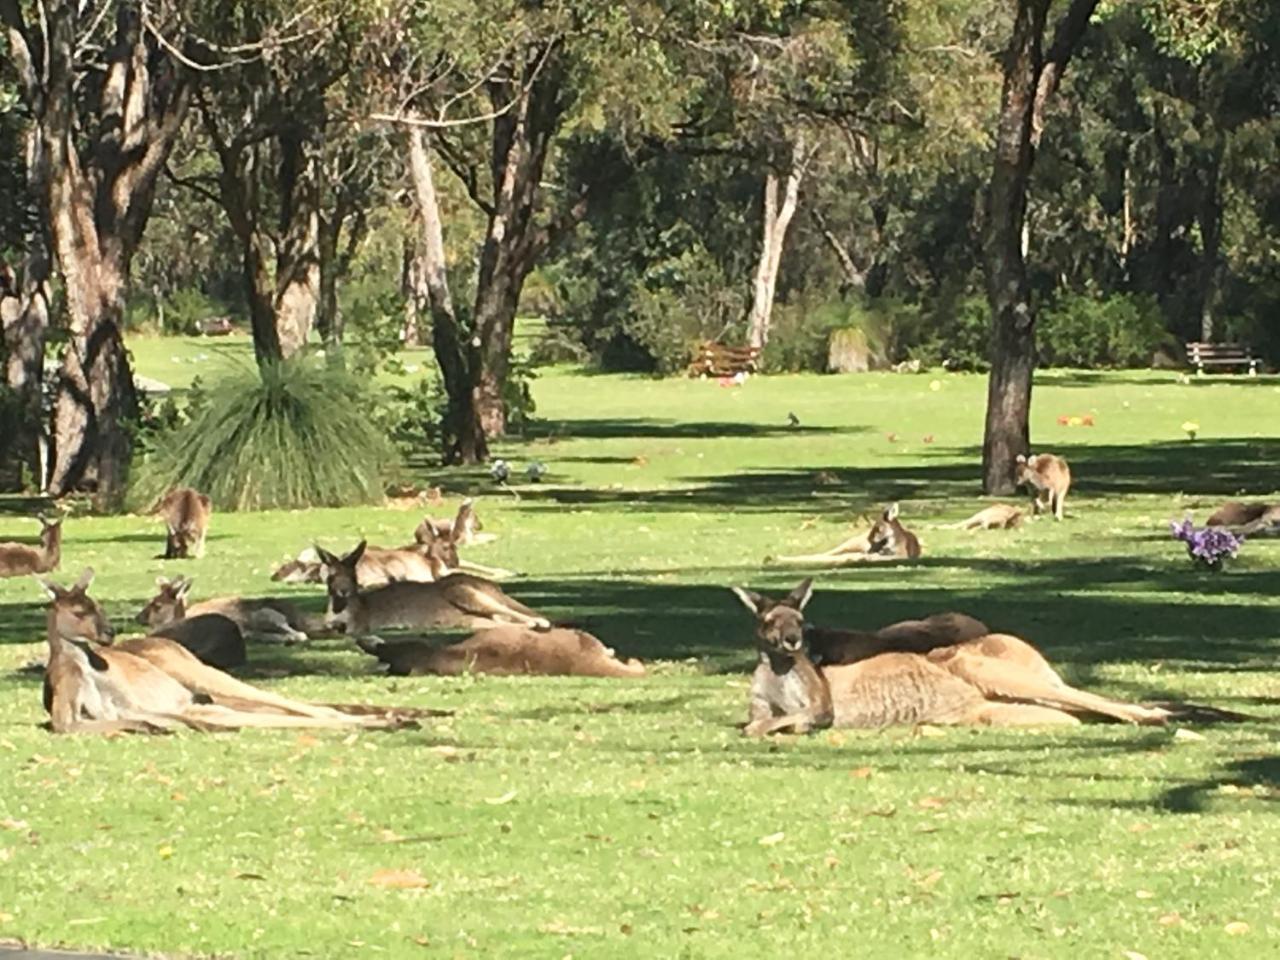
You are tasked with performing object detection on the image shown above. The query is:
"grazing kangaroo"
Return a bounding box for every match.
[138,575,318,644]
[732,580,1170,735]
[38,570,431,734]
[155,487,212,558]
[317,541,550,636]
[357,625,646,678]
[1015,453,1071,520]
[946,504,1024,530]
[0,514,62,577]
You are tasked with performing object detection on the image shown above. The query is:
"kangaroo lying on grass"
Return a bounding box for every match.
[945,504,1024,530]
[137,575,319,644]
[154,487,212,558]
[1207,501,1280,536]
[0,514,62,577]
[806,612,990,666]
[37,570,437,734]
[272,501,513,585]
[732,579,1171,736]
[771,504,921,566]
[358,625,646,678]
[1015,453,1071,521]
[318,541,550,636]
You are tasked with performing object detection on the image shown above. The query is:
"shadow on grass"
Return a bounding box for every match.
[529,417,858,440]
[1042,370,1280,389]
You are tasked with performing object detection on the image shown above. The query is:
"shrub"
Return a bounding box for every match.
[131,357,398,511]
[1038,292,1169,368]
[908,295,991,372]
[764,297,921,374]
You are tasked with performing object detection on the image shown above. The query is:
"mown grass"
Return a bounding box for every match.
[1,348,1279,959]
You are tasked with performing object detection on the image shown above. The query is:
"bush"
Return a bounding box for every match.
[763,297,921,373]
[1038,292,1169,368]
[908,295,991,372]
[131,356,398,511]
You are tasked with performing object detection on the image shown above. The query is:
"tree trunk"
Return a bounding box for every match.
[747,136,805,351]
[406,127,488,463]
[981,0,1098,494]
[1194,127,1224,343]
[274,133,320,357]
[0,128,51,491]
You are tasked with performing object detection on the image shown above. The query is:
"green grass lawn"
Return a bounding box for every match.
[1,348,1278,958]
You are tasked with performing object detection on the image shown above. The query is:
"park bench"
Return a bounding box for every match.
[198,316,235,336]
[688,341,761,378]
[1185,341,1260,375]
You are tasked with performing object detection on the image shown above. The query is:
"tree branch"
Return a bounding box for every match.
[1032,0,1101,146]
[431,134,494,218]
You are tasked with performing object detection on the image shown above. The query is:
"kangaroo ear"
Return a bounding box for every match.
[174,576,194,599]
[314,545,341,568]
[884,503,900,521]
[155,575,170,587]
[1015,454,1028,464]
[73,567,95,593]
[730,587,767,616]
[344,540,368,566]
[35,576,64,600]
[415,518,438,545]
[784,578,814,611]
[199,494,212,509]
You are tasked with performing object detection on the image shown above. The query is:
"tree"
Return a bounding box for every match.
[981,0,1099,495]
[2,0,192,504]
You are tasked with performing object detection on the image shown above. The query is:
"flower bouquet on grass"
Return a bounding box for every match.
[1170,518,1243,572]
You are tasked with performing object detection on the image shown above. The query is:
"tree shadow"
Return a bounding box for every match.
[528,417,857,441]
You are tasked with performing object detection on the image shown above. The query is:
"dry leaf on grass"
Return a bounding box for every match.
[368,868,431,890]
[758,832,786,846]
[1224,921,1249,936]
[849,767,873,779]
[484,789,518,805]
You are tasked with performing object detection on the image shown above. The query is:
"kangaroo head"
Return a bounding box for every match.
[868,503,902,553]
[732,578,814,655]
[415,521,460,577]
[37,567,114,643]
[136,575,192,627]
[455,498,482,539]
[1013,453,1035,484]
[316,541,367,631]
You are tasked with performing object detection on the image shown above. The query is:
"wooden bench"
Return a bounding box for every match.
[1186,341,1259,375]
[688,341,761,378]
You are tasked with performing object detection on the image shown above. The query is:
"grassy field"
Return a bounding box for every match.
[1,343,1278,958]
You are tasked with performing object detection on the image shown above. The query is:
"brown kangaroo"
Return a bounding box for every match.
[37,570,432,734]
[0,514,62,577]
[317,541,550,636]
[1015,453,1071,520]
[155,488,212,558]
[770,504,920,566]
[414,499,497,546]
[148,612,247,670]
[732,580,1169,735]
[357,625,646,678]
[1207,501,1280,535]
[946,504,1024,530]
[137,575,319,644]
[807,612,990,666]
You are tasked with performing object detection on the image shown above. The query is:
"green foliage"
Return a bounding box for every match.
[1038,292,1171,368]
[908,294,991,372]
[131,357,397,511]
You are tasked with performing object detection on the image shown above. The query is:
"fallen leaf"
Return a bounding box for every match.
[917,796,947,809]
[1122,951,1149,960]
[158,845,174,859]
[295,734,320,749]
[0,819,29,832]
[1135,889,1155,900]
[484,790,518,805]
[1173,728,1205,742]
[235,872,266,881]
[849,767,873,779]
[758,832,786,846]
[1224,921,1249,936]
[1158,912,1183,927]
[368,868,431,890]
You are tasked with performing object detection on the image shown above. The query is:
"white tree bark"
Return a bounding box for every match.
[747,133,806,351]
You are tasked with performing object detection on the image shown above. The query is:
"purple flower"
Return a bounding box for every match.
[1171,518,1243,569]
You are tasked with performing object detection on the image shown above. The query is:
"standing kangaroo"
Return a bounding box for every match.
[732,580,1169,735]
[1015,453,1071,520]
[37,570,432,734]
[0,515,62,577]
[317,541,550,636]
[357,625,646,678]
[137,575,320,644]
[155,487,212,558]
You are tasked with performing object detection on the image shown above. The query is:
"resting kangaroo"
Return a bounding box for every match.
[357,626,646,678]
[317,541,550,636]
[946,504,1024,530]
[1207,500,1280,536]
[415,499,497,546]
[0,514,62,577]
[137,575,319,644]
[38,570,433,734]
[771,504,920,566]
[1015,453,1071,520]
[155,487,212,558]
[733,580,1170,735]
[807,612,990,666]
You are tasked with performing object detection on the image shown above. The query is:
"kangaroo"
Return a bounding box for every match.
[317,541,550,636]
[37,570,432,733]
[415,499,497,546]
[357,625,646,678]
[807,612,990,666]
[1015,453,1071,521]
[155,487,212,558]
[0,514,62,577]
[138,575,318,644]
[148,612,246,671]
[865,503,922,559]
[1207,500,1280,534]
[733,580,1170,735]
[946,504,1024,530]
